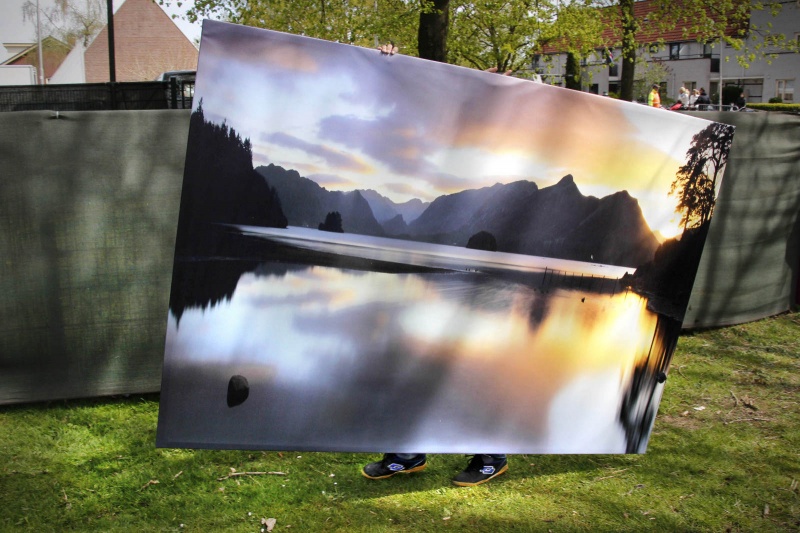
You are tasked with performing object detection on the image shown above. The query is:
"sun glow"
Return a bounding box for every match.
[487,151,531,178]
[651,214,684,241]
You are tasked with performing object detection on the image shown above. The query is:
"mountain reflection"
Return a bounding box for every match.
[162,245,673,453]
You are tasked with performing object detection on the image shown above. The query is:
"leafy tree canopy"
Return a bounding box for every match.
[22,0,106,47]
[448,0,558,73]
[178,0,420,52]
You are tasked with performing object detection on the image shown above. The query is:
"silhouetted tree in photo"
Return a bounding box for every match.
[670,123,735,230]
[626,123,734,317]
[319,211,344,233]
[175,99,288,255]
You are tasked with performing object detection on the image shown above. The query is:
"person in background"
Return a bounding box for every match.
[735,90,746,110]
[695,88,711,110]
[689,89,699,108]
[678,87,690,107]
[362,43,510,488]
[648,84,661,108]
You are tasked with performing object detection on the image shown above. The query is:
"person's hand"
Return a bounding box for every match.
[378,42,398,55]
[485,66,513,76]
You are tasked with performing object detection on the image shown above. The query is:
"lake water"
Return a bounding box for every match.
[157,226,673,453]
[236,225,634,279]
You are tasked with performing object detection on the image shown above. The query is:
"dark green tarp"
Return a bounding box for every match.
[1,110,186,404]
[683,112,800,328]
[0,110,797,404]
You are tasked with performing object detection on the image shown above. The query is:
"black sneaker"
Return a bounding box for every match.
[452,455,508,487]
[361,453,427,479]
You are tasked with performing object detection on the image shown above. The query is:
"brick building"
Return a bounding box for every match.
[51,0,198,84]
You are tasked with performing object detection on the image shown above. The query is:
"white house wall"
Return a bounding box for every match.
[542,0,799,104]
[49,45,86,85]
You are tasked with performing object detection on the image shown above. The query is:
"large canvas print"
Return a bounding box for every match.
[157,20,734,454]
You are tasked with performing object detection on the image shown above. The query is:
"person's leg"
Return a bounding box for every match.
[452,454,508,487]
[361,453,428,479]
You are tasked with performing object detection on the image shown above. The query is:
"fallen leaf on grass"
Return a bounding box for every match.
[261,517,277,531]
[763,504,770,517]
[693,406,706,411]
[741,396,759,411]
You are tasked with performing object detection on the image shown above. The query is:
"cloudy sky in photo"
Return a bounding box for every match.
[194,20,720,239]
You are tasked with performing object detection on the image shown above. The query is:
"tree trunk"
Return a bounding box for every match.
[619,0,636,102]
[418,0,450,62]
[565,52,582,90]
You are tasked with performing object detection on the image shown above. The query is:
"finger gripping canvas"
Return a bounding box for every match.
[157,20,735,454]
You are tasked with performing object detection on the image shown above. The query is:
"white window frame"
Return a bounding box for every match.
[776,79,794,102]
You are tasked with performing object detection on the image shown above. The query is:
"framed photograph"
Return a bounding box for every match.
[157,20,734,453]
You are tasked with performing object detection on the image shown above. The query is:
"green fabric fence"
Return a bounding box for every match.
[0,110,797,404]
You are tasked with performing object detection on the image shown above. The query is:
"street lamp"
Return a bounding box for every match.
[36,0,44,84]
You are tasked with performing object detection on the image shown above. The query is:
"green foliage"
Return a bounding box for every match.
[2,312,799,531]
[632,58,669,102]
[181,0,420,52]
[448,0,557,72]
[767,97,783,104]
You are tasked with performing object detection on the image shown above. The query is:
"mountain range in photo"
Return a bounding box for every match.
[256,163,659,269]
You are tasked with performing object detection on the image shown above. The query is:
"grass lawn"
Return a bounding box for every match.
[2,311,798,532]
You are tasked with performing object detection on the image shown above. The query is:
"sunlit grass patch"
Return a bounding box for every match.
[1,312,798,531]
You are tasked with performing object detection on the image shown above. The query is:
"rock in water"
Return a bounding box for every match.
[227,375,249,407]
[466,230,497,252]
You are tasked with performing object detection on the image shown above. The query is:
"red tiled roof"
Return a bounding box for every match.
[2,37,70,79]
[541,0,748,54]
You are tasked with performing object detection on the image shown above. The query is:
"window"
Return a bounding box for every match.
[669,43,681,60]
[703,43,713,58]
[777,79,795,102]
[609,63,619,77]
[683,81,697,92]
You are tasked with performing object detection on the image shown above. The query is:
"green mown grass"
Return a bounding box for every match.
[2,312,799,532]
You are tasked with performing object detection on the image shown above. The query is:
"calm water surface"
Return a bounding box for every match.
[159,230,666,453]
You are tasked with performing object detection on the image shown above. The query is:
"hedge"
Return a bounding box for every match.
[746,103,800,113]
